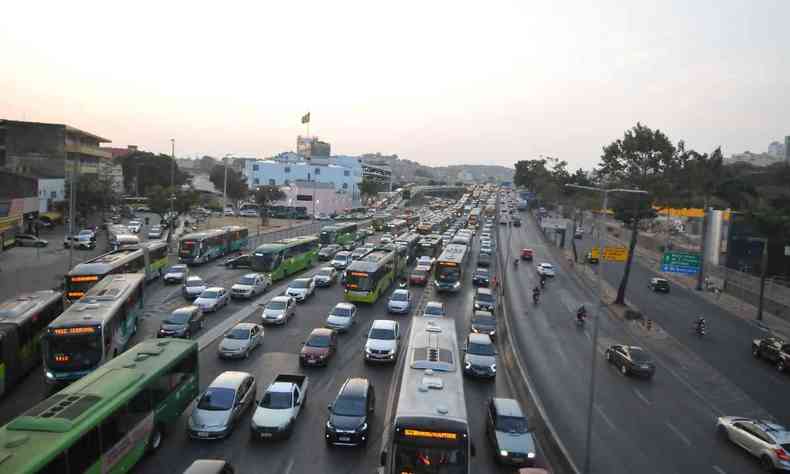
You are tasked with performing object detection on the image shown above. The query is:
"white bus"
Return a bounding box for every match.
[43,273,145,385]
[379,311,472,473]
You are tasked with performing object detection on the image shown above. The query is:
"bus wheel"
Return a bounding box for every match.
[148,424,164,452]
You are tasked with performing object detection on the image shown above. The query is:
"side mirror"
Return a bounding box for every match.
[380,451,388,466]
[327,403,333,411]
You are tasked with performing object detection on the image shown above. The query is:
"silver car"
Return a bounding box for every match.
[325,302,357,333]
[463,333,497,379]
[194,287,230,313]
[188,371,257,440]
[231,273,270,299]
[261,296,296,325]
[218,323,264,359]
[182,275,207,300]
[164,264,189,284]
[717,417,790,471]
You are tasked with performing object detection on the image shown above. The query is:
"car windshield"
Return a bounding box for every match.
[197,387,235,411]
[267,300,286,310]
[332,397,366,416]
[475,269,488,277]
[200,290,219,299]
[331,306,353,317]
[239,276,257,285]
[391,292,408,301]
[542,264,553,270]
[424,305,443,316]
[290,279,310,289]
[629,349,650,363]
[168,266,186,273]
[186,279,204,287]
[496,415,529,433]
[260,391,292,409]
[369,328,395,340]
[476,293,494,303]
[306,334,331,347]
[472,315,495,326]
[468,341,495,356]
[225,328,250,340]
[165,311,191,325]
[318,269,334,277]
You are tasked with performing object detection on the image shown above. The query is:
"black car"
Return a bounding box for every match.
[472,267,490,287]
[487,398,537,467]
[158,306,205,339]
[224,253,251,269]
[512,217,522,227]
[471,310,497,338]
[325,377,375,447]
[648,278,670,293]
[605,344,656,378]
[477,252,492,268]
[474,287,496,313]
[318,244,341,261]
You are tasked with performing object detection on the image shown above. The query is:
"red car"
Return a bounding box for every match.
[300,328,337,367]
[521,248,534,261]
[409,265,431,286]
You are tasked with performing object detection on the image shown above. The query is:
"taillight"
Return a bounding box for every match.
[776,448,790,461]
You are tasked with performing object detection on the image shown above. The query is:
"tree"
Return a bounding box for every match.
[174,189,201,216]
[145,185,173,222]
[358,177,380,198]
[117,151,188,196]
[209,164,248,204]
[252,185,286,224]
[64,174,119,219]
[598,123,674,305]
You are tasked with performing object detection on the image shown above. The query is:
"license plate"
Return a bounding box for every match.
[197,432,209,438]
[307,359,316,364]
[512,458,524,463]
[338,436,351,442]
[260,433,272,438]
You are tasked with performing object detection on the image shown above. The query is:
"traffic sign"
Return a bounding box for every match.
[661,251,701,274]
[589,246,601,259]
[603,246,628,262]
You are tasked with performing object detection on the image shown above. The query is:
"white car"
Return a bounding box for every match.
[127,220,142,233]
[224,207,236,216]
[231,273,270,299]
[194,287,230,312]
[286,278,315,302]
[261,296,296,325]
[324,302,358,333]
[164,264,189,284]
[239,209,258,217]
[218,323,264,359]
[416,256,434,269]
[387,289,412,315]
[422,301,446,317]
[182,275,207,299]
[364,320,401,363]
[536,263,556,277]
[716,416,790,472]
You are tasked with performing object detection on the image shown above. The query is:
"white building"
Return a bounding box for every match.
[38,178,65,213]
[243,154,363,200]
[273,181,353,216]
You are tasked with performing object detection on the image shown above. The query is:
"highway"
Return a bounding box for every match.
[572,227,790,427]
[500,213,768,473]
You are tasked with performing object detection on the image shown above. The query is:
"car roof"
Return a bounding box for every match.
[339,377,369,398]
[242,273,260,279]
[392,289,409,296]
[493,398,524,418]
[319,266,335,271]
[335,251,351,256]
[271,295,291,302]
[476,287,493,296]
[232,322,257,331]
[186,276,204,282]
[468,333,493,344]
[204,287,224,292]
[334,302,356,310]
[425,301,444,308]
[310,327,333,337]
[210,371,252,390]
[371,319,397,330]
[291,278,311,283]
[473,310,494,318]
[172,306,199,315]
[475,267,489,273]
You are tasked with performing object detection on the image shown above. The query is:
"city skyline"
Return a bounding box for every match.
[2,1,788,170]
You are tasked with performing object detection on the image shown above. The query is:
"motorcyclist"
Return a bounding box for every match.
[514,258,519,267]
[532,286,540,303]
[539,275,546,288]
[695,316,706,331]
[577,305,587,322]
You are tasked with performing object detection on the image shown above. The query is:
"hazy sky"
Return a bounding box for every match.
[2,1,788,170]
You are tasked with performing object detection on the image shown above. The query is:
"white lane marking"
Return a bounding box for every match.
[632,387,651,405]
[712,466,727,474]
[652,359,725,417]
[595,404,617,431]
[282,458,295,474]
[665,421,692,447]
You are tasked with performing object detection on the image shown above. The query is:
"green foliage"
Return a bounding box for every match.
[358,177,381,197]
[64,174,119,217]
[209,164,248,202]
[252,185,286,223]
[117,151,188,196]
[144,185,172,220]
[598,122,676,195]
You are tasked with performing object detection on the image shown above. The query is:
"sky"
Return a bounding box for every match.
[1,1,788,171]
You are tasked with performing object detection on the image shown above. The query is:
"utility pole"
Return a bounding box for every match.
[757,238,770,321]
[696,207,709,291]
[67,154,78,272]
[170,139,175,234]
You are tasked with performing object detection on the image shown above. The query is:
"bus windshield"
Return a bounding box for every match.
[393,444,467,473]
[436,264,460,283]
[45,331,103,371]
[345,272,372,291]
[180,240,199,257]
[319,231,335,245]
[253,250,282,272]
[66,275,100,299]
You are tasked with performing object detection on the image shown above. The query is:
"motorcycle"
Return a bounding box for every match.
[532,292,540,305]
[576,307,587,327]
[513,258,519,267]
[694,323,706,337]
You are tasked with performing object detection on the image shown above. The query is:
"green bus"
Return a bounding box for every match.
[178,226,249,265]
[44,274,145,385]
[64,242,168,302]
[0,290,64,397]
[371,214,390,232]
[319,223,358,249]
[251,236,319,281]
[343,247,401,304]
[0,338,198,474]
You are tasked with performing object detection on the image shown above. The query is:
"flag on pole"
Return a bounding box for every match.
[301,112,310,124]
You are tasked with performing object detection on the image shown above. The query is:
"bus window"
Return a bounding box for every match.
[64,427,100,473]
[170,349,197,389]
[39,451,69,474]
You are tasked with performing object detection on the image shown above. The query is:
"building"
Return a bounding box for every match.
[360,162,392,190]
[297,136,330,160]
[0,120,112,179]
[243,154,362,202]
[272,181,353,216]
[37,178,65,213]
[0,170,38,250]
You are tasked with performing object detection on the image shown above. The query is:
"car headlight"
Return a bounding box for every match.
[490,363,497,372]
[527,452,536,459]
[500,450,509,457]
[489,330,496,335]
[45,371,54,380]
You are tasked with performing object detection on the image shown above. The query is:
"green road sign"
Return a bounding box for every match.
[661,251,701,274]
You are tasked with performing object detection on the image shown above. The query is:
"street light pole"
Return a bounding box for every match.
[222,157,229,214]
[170,139,175,234]
[565,184,648,474]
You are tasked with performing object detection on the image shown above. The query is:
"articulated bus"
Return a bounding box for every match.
[0,338,198,474]
[434,244,468,292]
[178,226,249,265]
[386,219,408,236]
[467,208,482,227]
[379,310,471,473]
[65,241,168,302]
[0,290,64,396]
[344,247,401,304]
[320,222,358,249]
[251,236,319,281]
[44,273,145,385]
[395,232,421,263]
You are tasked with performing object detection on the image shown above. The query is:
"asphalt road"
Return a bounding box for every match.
[573,227,790,425]
[501,214,767,474]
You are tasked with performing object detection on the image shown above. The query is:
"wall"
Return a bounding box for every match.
[38,178,65,213]
[245,160,362,191]
[273,183,353,216]
[1,121,67,178]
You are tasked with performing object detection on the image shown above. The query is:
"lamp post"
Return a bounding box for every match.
[170,139,175,236]
[565,183,648,474]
